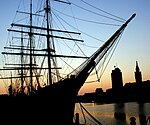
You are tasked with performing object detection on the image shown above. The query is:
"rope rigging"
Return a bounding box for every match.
[87,31,123,83]
[78,103,103,125]
[51,12,105,43]
[53,8,121,27]
[80,0,126,22]
[1,0,135,94]
[69,1,125,23]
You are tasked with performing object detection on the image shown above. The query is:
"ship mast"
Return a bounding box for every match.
[21,30,24,94]
[45,0,52,85]
[29,0,33,93]
[0,0,87,95]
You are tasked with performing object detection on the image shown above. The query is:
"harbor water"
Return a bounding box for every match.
[75,102,150,125]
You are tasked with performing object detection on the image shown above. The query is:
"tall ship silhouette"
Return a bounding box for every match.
[0,0,136,124]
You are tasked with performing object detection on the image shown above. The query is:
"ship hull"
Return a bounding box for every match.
[0,79,78,125]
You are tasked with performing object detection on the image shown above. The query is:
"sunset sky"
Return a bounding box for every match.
[0,0,150,95]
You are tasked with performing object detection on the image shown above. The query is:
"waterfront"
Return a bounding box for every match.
[75,102,150,125]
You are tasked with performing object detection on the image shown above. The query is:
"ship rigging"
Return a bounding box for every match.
[0,0,131,96]
[0,0,136,125]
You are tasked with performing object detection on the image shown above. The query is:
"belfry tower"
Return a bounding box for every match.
[135,61,142,84]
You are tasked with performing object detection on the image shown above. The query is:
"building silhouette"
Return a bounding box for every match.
[135,61,142,84]
[111,66,123,91]
[77,61,150,103]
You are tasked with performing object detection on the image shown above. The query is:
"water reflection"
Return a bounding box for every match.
[138,103,146,125]
[75,102,150,125]
[114,102,150,125]
[114,103,127,125]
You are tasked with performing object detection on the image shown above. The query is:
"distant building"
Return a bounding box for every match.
[95,88,103,94]
[111,66,123,91]
[79,62,150,103]
[135,61,142,84]
[124,62,150,100]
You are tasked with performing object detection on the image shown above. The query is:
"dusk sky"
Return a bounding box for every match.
[0,0,150,95]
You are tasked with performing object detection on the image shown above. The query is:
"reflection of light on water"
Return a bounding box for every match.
[92,103,95,107]
[75,103,116,124]
[75,102,150,125]
[125,102,139,115]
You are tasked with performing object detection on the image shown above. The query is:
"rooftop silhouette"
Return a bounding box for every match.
[77,61,150,103]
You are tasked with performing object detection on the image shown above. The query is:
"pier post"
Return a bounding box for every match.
[130,117,136,125]
[75,113,80,125]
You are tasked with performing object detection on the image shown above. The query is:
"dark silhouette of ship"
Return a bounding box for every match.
[0,0,136,124]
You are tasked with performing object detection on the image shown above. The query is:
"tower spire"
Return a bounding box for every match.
[135,61,142,84]
[136,61,140,72]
